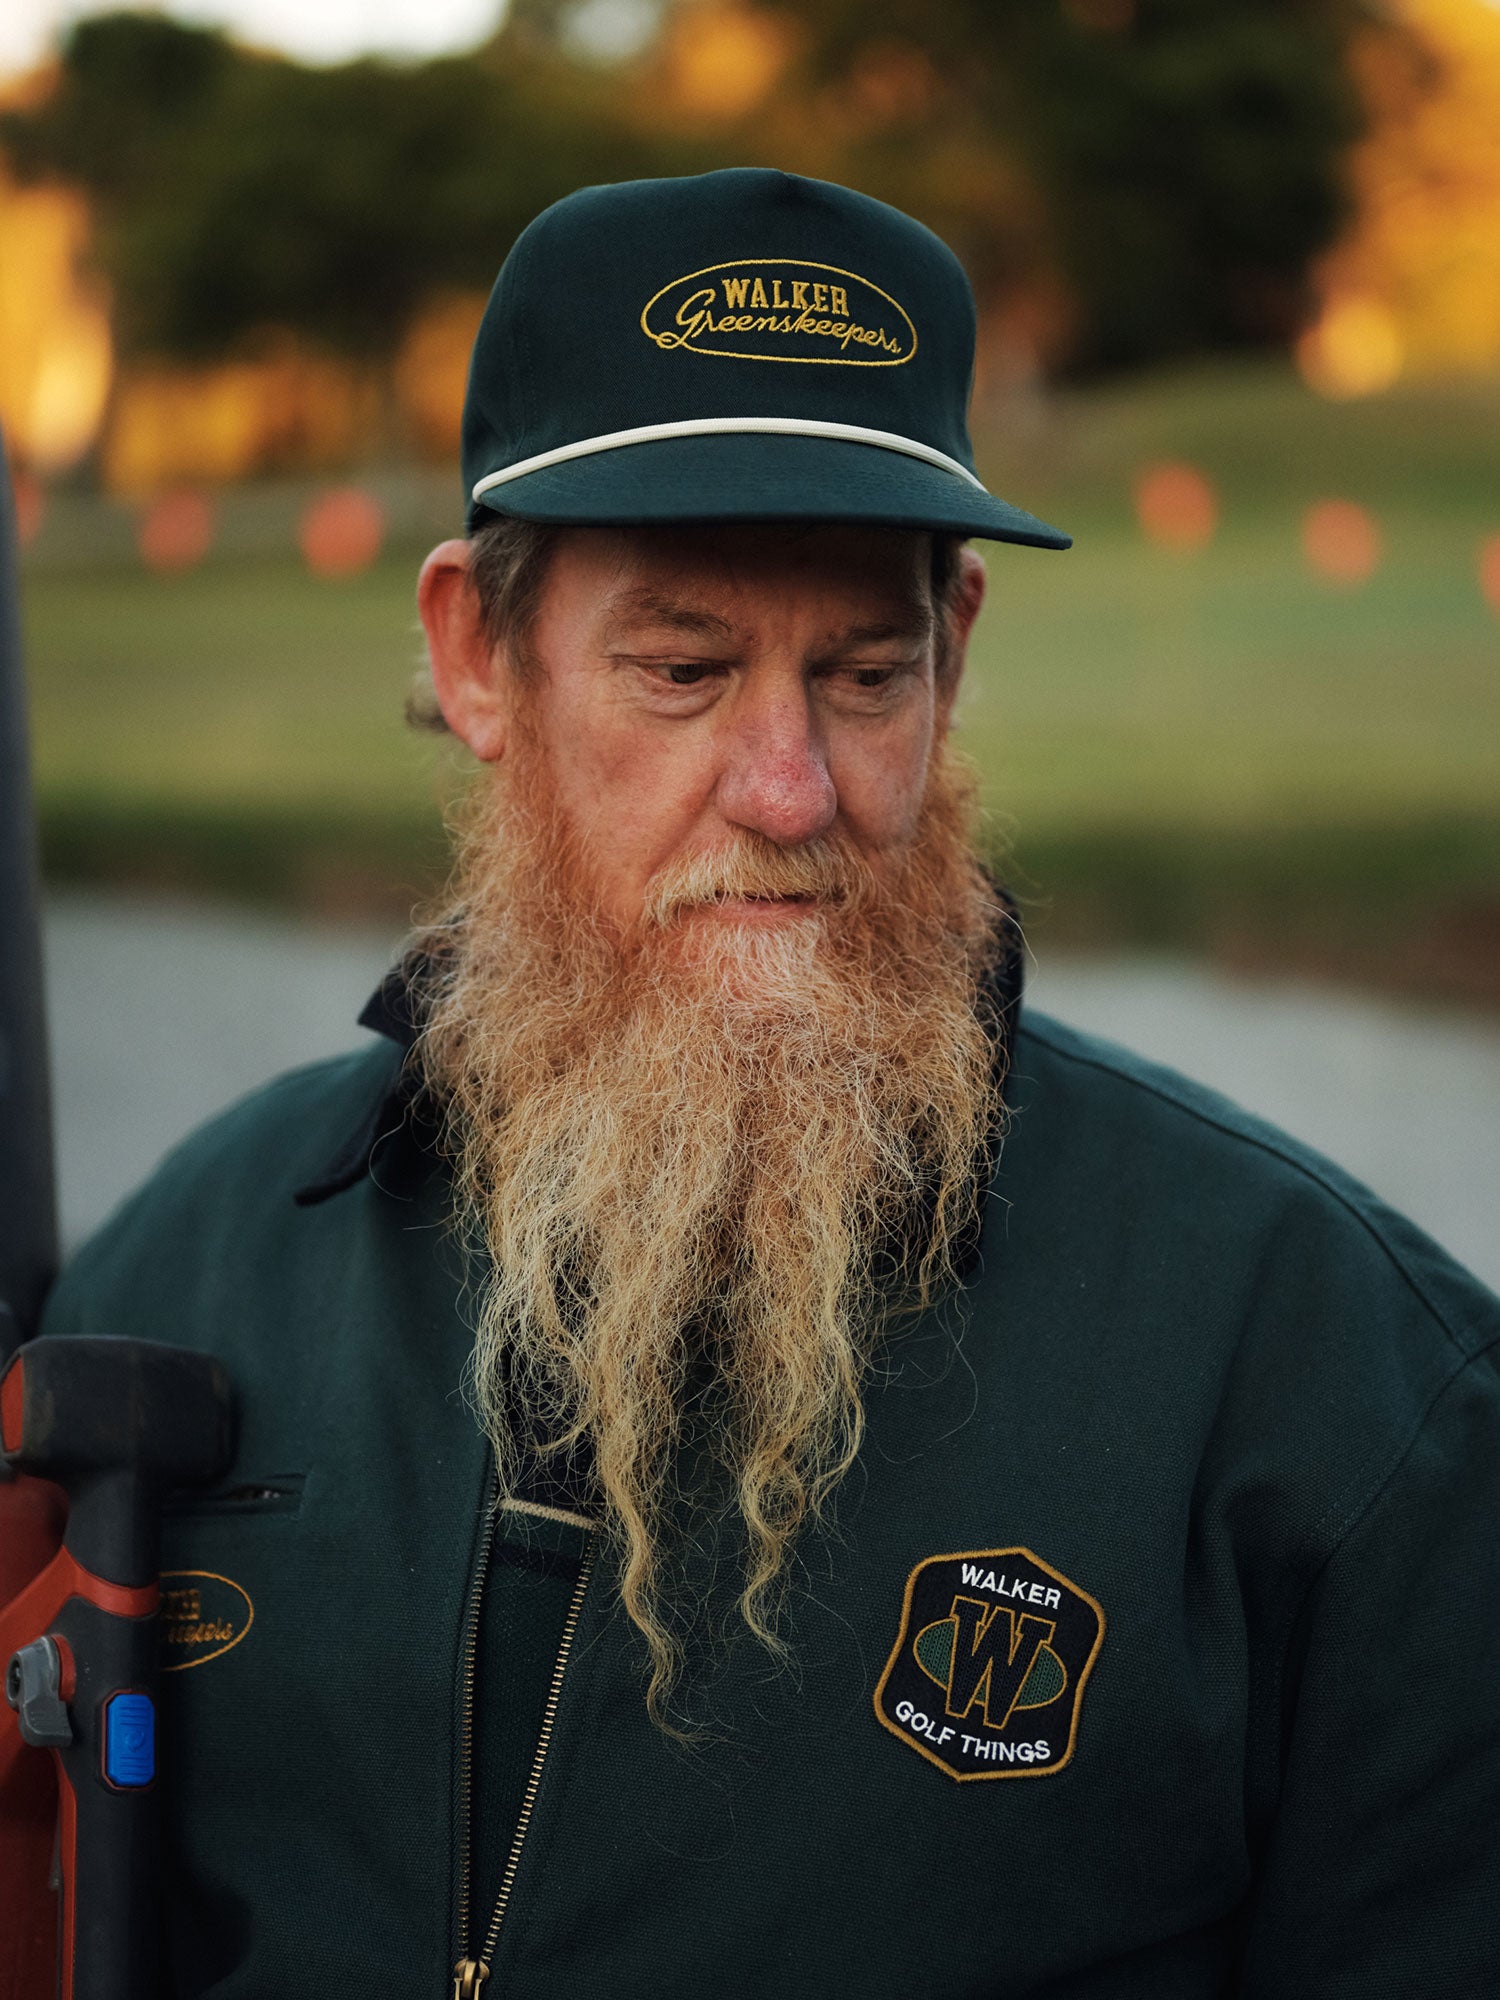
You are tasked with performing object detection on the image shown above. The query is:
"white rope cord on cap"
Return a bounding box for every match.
[470,415,987,502]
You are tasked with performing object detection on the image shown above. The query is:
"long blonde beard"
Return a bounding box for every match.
[412,743,1004,1715]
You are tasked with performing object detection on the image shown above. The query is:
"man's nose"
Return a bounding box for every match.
[715,680,838,847]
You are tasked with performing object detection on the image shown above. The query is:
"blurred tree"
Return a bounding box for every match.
[1301,0,1500,385]
[1,1,1397,385]
[0,12,676,364]
[588,0,1384,374]
[600,0,1379,372]
[1009,0,1372,366]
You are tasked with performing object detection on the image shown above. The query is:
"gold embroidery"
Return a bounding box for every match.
[160,1569,255,1672]
[641,260,917,367]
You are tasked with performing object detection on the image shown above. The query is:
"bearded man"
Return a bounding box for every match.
[42,171,1500,1999]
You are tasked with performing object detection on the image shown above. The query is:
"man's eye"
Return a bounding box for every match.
[836,665,907,693]
[651,662,718,686]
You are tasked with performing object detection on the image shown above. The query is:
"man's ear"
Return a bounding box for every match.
[417,538,508,762]
[936,545,986,727]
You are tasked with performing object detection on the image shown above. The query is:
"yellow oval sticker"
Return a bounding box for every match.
[641,260,916,367]
[160,1570,255,1672]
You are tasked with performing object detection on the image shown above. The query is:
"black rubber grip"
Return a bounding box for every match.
[51,1593,162,2000]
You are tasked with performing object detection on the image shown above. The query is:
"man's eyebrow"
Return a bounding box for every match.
[825,614,934,651]
[602,589,737,644]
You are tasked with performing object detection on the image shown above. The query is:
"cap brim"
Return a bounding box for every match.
[469,432,1070,548]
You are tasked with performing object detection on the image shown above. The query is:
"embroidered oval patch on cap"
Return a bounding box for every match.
[641,260,917,366]
[875,1547,1105,1781]
[160,1570,255,1672]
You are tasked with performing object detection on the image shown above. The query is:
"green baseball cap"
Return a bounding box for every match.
[462,168,1070,550]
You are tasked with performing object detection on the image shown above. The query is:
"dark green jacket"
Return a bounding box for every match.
[42,1009,1500,1998]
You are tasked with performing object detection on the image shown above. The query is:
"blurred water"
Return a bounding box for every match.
[41,890,1500,1293]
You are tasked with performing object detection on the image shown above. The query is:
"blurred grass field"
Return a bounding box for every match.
[21,361,1500,1002]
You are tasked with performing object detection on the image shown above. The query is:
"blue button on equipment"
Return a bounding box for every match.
[103,1693,155,1787]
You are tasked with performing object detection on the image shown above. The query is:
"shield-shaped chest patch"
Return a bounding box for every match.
[874,1547,1105,1781]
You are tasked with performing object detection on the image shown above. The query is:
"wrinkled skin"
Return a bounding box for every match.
[417,521,986,933]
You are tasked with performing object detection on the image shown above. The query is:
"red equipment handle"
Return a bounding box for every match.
[2,1339,232,2000]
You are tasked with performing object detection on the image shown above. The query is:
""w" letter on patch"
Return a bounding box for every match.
[874,1547,1104,1781]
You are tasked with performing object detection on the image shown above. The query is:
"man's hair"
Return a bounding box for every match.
[468,514,564,668]
[407,516,559,730]
[409,516,967,730]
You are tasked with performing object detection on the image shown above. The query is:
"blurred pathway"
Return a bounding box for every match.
[44,893,400,1257]
[1028,956,1500,1290]
[42,891,1500,1293]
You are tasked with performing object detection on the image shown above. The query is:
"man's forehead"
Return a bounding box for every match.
[576,523,938,638]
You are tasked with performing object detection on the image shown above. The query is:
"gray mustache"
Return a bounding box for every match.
[644,838,864,925]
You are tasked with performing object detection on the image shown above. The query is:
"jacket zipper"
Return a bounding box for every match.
[453,1466,500,1984]
[451,1504,596,1999]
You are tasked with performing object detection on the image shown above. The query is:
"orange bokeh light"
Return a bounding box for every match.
[1302,499,1382,587]
[0,176,114,475]
[1480,534,1500,617]
[138,488,215,573]
[663,1,799,122]
[1133,461,1218,551]
[300,487,385,578]
[1294,295,1403,400]
[10,464,44,547]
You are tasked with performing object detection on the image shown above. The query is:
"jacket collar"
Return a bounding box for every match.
[291,967,433,1206]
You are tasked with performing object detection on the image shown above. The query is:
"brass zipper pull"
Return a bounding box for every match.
[452,1958,490,1998]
